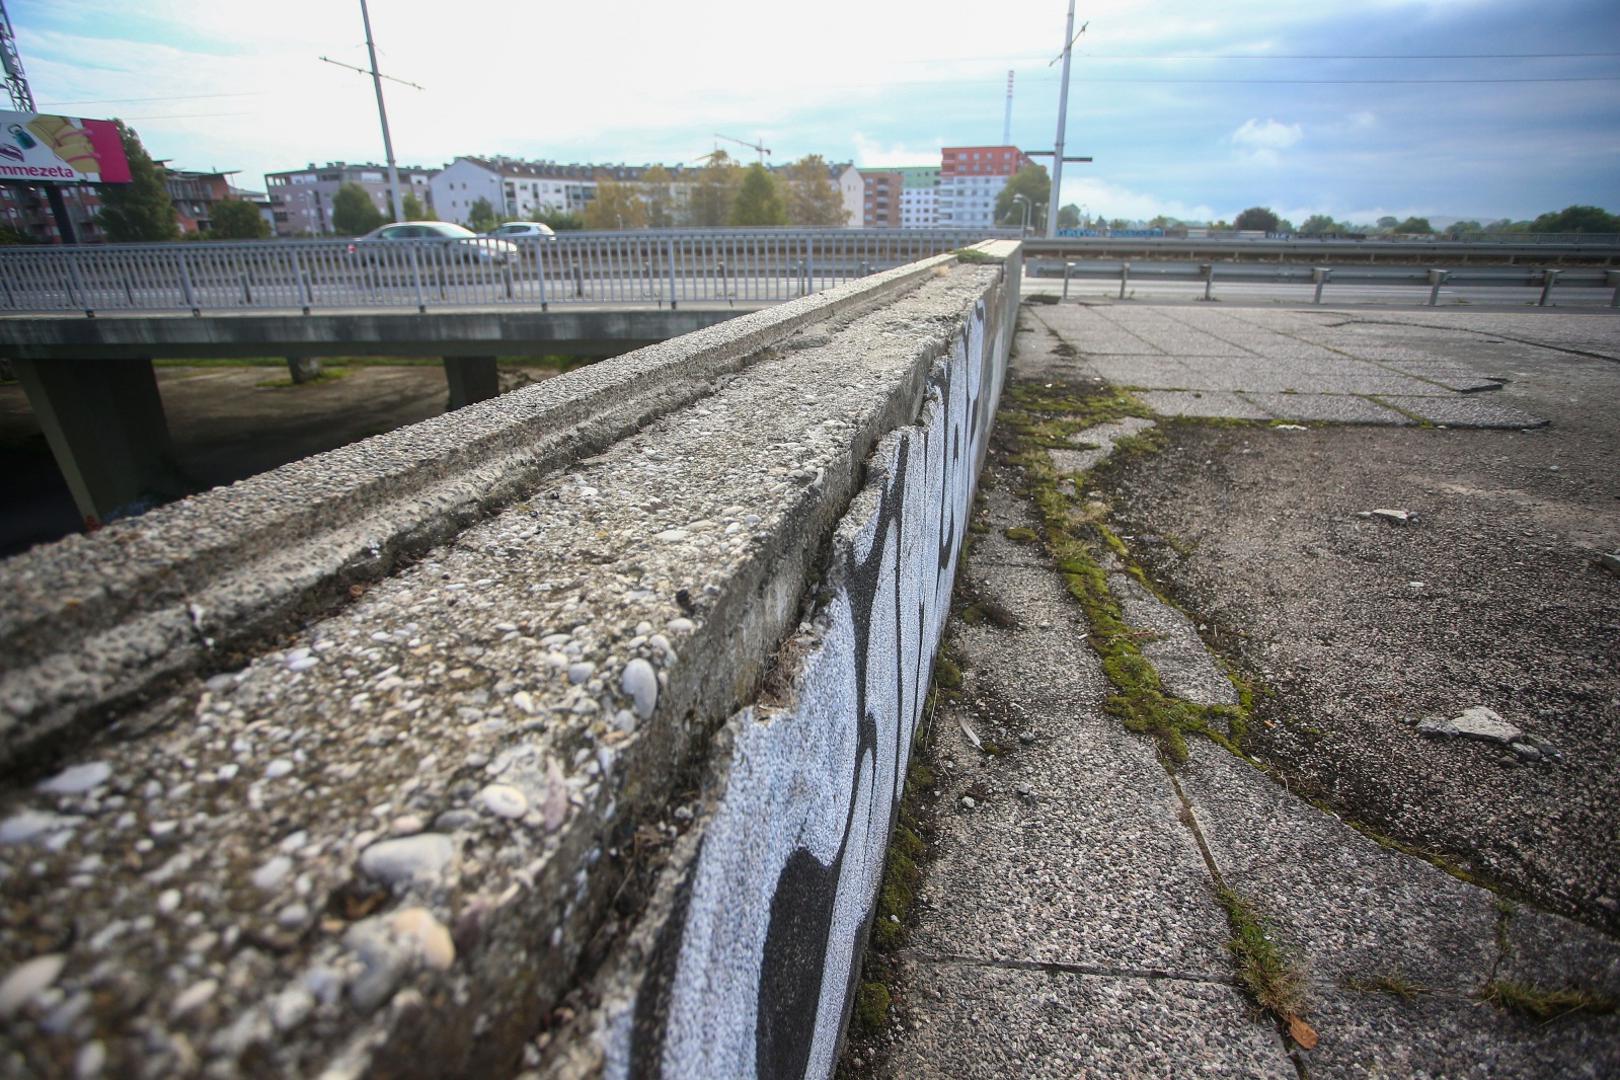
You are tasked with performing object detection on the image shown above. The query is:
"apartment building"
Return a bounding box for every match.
[859,169,902,228]
[937,146,1031,230]
[264,162,435,236]
[165,168,235,235]
[430,157,607,224]
[896,166,940,229]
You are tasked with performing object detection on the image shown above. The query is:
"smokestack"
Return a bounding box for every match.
[1002,70,1014,145]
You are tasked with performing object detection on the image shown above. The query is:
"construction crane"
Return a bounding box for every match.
[713,133,771,163]
[1,0,36,111]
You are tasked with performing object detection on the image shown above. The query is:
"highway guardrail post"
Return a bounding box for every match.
[1312,267,1330,305]
[1538,268,1561,307]
[1063,261,1074,300]
[1119,261,1130,300]
[1607,269,1620,308]
[1427,268,1448,307]
[1201,262,1214,301]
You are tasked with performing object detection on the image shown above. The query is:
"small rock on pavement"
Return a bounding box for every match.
[36,761,111,795]
[478,784,528,819]
[621,659,658,720]
[359,833,455,885]
[1601,552,1620,576]
[0,954,65,1018]
[1417,705,1523,744]
[1362,508,1414,525]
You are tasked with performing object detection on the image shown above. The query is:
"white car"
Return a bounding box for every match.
[487,221,557,240]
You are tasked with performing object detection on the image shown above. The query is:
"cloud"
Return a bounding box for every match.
[850,133,943,168]
[1052,176,1217,224]
[1231,118,1304,165]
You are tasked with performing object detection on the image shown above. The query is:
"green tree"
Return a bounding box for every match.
[639,165,677,228]
[731,163,787,226]
[402,192,431,221]
[97,121,179,242]
[993,164,1050,228]
[333,183,387,234]
[688,152,740,226]
[1233,206,1280,232]
[0,223,32,244]
[584,178,649,230]
[1442,219,1484,240]
[209,199,269,239]
[1393,216,1433,235]
[1375,215,1398,230]
[783,155,848,227]
[1529,205,1620,234]
[531,208,583,231]
[1057,204,1082,228]
[1298,214,1338,237]
[465,196,498,233]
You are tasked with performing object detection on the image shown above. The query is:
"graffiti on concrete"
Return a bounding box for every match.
[609,293,1007,1079]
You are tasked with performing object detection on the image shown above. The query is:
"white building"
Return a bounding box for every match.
[430,157,599,224]
[896,167,940,229]
[936,146,1032,231]
[835,164,863,229]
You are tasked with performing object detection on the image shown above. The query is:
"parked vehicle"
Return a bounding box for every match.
[347,221,518,264]
[487,221,556,240]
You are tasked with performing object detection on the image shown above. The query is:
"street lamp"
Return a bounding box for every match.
[1011,193,1031,236]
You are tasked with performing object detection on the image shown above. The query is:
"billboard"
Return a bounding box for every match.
[0,111,132,184]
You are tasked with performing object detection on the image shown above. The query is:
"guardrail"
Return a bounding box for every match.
[1036,258,1620,307]
[1021,236,1620,264]
[0,229,1007,316]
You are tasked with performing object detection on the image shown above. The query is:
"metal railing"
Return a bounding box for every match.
[1039,259,1620,307]
[0,229,1007,316]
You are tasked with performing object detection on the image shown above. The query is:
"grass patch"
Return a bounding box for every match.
[951,247,1003,265]
[1345,972,1431,1002]
[1216,886,1308,1019]
[1481,980,1617,1022]
[998,379,1249,764]
[1003,525,1039,544]
[851,982,892,1036]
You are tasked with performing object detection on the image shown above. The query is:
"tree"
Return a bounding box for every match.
[465,196,498,233]
[1443,219,1484,241]
[731,163,787,226]
[0,223,32,244]
[1233,206,1280,232]
[688,152,740,226]
[402,192,431,221]
[1529,205,1620,234]
[584,178,649,230]
[639,165,677,228]
[993,164,1050,228]
[1057,204,1082,228]
[782,155,848,227]
[332,183,387,235]
[97,121,179,242]
[209,199,269,239]
[1298,214,1337,237]
[1375,215,1398,230]
[1393,216,1433,235]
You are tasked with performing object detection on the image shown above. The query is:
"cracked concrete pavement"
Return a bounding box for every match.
[852,302,1620,1078]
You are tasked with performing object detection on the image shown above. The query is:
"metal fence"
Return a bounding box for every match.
[0,229,1006,316]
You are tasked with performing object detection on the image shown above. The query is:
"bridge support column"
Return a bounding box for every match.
[444,356,499,410]
[287,357,322,384]
[12,357,182,528]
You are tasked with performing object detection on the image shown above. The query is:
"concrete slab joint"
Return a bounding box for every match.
[0,244,1021,1079]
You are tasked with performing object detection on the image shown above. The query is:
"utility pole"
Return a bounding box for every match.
[1046,0,1077,239]
[0,0,76,243]
[1002,71,1014,145]
[358,0,404,223]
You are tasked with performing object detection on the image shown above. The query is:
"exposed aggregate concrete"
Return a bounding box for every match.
[0,264,1004,1077]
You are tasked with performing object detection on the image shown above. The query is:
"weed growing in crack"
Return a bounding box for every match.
[1216,886,1309,1020]
[1480,980,1617,1021]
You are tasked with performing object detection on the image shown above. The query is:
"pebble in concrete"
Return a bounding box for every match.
[35,761,111,795]
[390,907,456,970]
[358,833,455,885]
[478,784,529,820]
[1417,705,1523,744]
[0,954,65,1018]
[621,658,658,720]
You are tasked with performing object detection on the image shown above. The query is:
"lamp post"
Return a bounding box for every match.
[1012,193,1031,236]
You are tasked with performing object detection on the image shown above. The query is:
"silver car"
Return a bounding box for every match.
[488,221,556,240]
[349,221,518,265]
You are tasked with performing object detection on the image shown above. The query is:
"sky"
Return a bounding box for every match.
[11,0,1620,224]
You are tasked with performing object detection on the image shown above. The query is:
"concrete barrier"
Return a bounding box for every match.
[0,242,1019,1078]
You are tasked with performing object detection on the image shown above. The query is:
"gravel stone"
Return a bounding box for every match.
[0,953,65,1018]
[1417,706,1524,744]
[35,761,111,796]
[358,833,456,885]
[478,784,529,820]
[620,658,658,720]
